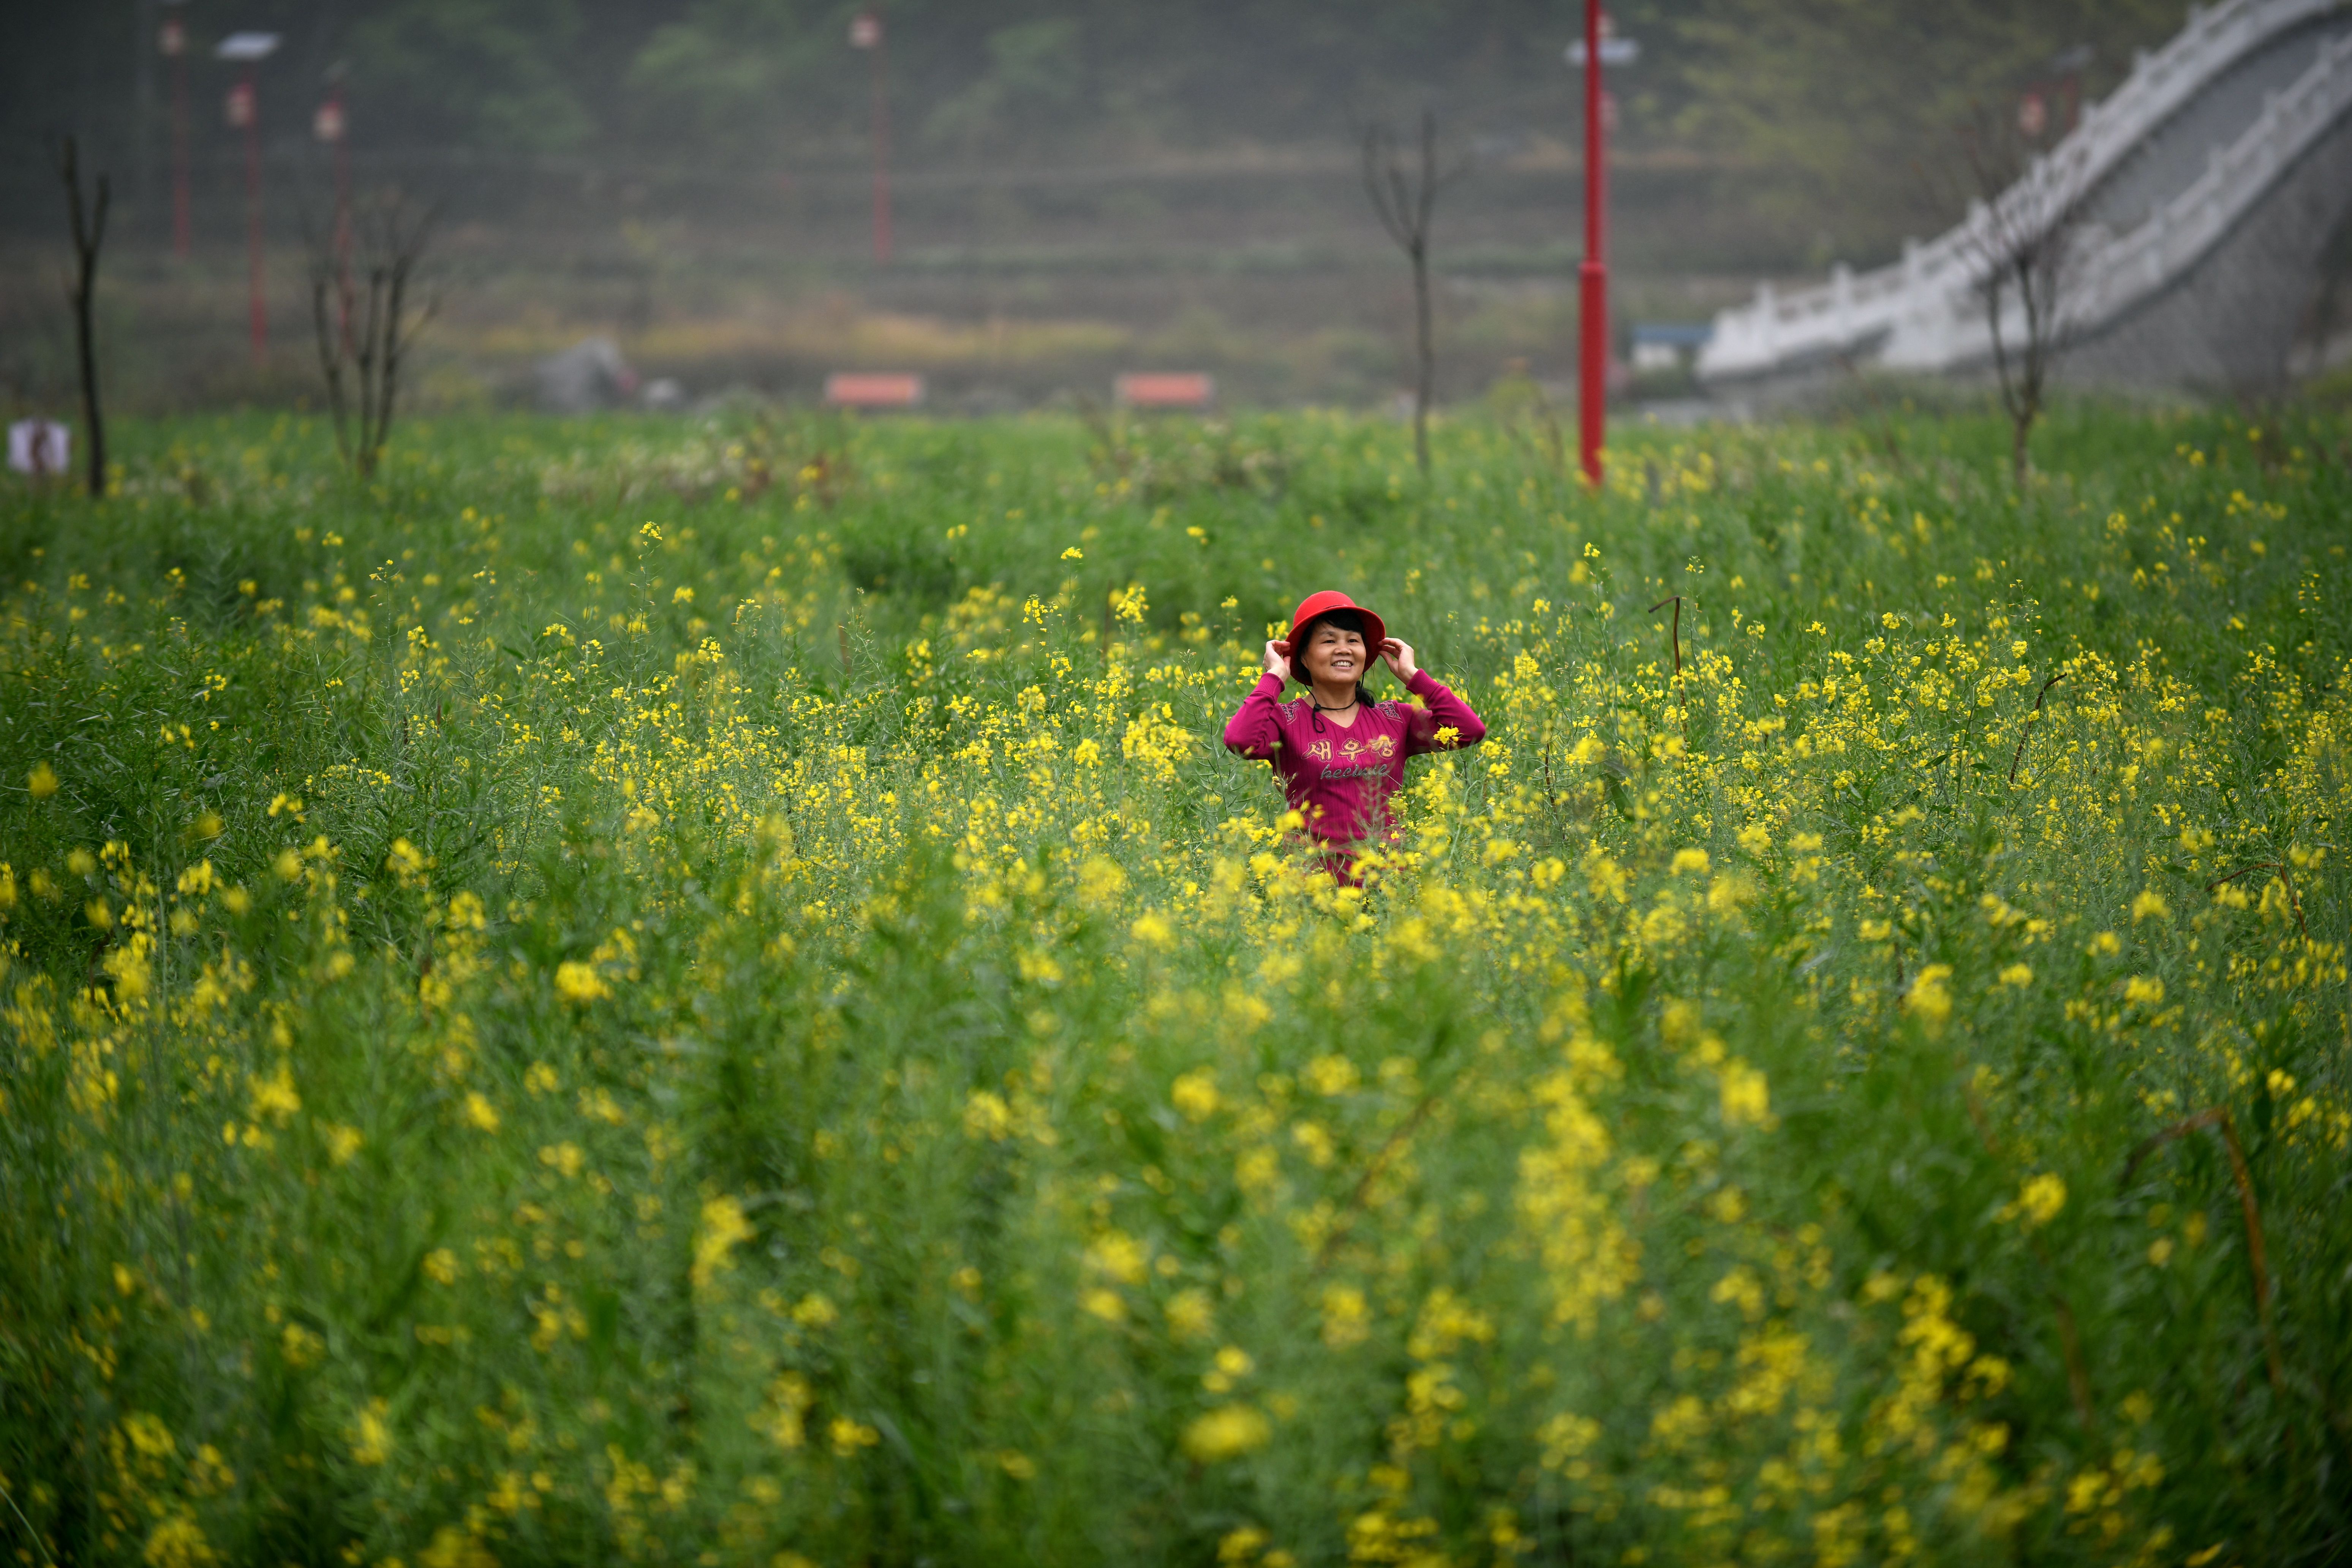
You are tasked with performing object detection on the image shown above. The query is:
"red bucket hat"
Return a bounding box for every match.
[1285,590,1387,681]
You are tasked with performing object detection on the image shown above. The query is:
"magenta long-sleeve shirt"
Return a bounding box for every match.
[1222,668,1487,844]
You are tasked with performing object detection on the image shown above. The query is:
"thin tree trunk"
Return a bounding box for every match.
[1411,239,1432,476]
[1362,109,1447,481]
[60,138,110,501]
[375,257,410,476]
[311,269,353,469]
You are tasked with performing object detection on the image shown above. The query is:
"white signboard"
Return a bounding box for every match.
[215,31,281,61]
[1565,38,1640,66]
[8,421,70,476]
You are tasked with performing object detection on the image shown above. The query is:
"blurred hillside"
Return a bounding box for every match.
[0,0,2221,410]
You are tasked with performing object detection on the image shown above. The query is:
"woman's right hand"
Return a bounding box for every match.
[1261,639,1291,680]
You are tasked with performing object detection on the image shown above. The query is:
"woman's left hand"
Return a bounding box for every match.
[1378,637,1418,683]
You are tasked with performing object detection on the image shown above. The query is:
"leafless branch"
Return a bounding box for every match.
[1360,108,1461,477]
[308,190,439,479]
[1937,105,2096,490]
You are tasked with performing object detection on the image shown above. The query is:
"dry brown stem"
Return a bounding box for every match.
[1649,596,1688,741]
[2120,1107,2287,1404]
[2006,673,2065,783]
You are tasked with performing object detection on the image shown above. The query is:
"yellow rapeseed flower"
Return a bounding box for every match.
[555,960,611,1003]
[1181,1404,1272,1463]
[1320,1285,1370,1349]
[27,762,58,799]
[692,1194,755,1290]
[1302,1055,1359,1096]
[2003,1173,2067,1228]
[1719,1061,1769,1127]
[249,1064,301,1124]
[351,1399,392,1465]
[1087,1230,1148,1285]
[2130,889,2170,923]
[828,1416,880,1456]
[962,1089,1012,1141]
[140,1511,215,1568]
[1903,965,1953,1031]
[1076,855,1126,905]
[1170,1070,1219,1122]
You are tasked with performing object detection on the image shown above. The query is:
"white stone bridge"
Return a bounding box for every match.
[1697,0,2352,396]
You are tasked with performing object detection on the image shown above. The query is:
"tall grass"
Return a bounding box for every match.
[2,402,2347,1567]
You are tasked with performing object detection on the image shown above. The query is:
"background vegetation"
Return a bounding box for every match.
[2,402,2349,1565]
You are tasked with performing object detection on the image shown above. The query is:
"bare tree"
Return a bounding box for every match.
[310,192,438,479]
[1950,109,2092,490]
[1361,109,1452,477]
[58,136,109,500]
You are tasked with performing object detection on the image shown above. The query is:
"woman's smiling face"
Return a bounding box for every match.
[1301,621,1367,686]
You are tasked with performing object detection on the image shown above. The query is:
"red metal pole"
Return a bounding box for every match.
[243,66,267,362]
[170,47,191,258]
[871,26,893,265]
[1577,0,1606,488]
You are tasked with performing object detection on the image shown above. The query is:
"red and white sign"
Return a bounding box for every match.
[1114,373,1215,409]
[2017,90,2049,139]
[225,81,255,128]
[314,100,345,142]
[824,372,923,408]
[849,12,881,48]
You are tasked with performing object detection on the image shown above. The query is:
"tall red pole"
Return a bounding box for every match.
[871,23,893,265]
[1577,0,1607,488]
[242,66,267,362]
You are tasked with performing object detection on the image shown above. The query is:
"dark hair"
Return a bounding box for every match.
[1293,610,1374,708]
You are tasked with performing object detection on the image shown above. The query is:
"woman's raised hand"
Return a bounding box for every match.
[1378,637,1418,683]
[1262,639,1293,679]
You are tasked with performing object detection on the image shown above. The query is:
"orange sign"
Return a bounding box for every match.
[1114,373,1214,409]
[824,373,925,408]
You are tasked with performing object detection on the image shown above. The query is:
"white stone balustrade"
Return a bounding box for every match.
[1700,0,2352,385]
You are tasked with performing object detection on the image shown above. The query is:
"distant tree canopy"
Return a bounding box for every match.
[1673,0,2189,253]
[6,0,2186,259]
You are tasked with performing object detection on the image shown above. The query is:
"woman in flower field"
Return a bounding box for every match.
[1223,589,1486,881]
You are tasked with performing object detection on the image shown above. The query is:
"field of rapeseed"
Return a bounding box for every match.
[2,402,2348,1568]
